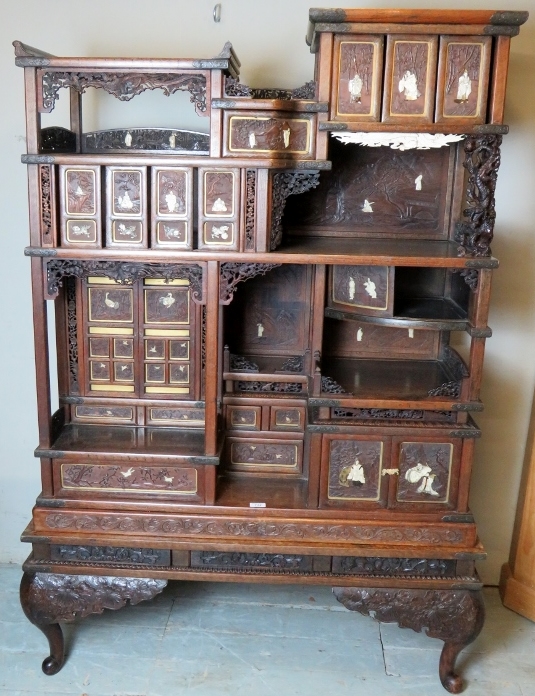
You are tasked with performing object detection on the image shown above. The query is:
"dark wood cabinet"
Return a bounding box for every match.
[14,7,528,692]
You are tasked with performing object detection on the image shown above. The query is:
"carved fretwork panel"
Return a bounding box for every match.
[219,263,281,305]
[284,138,453,239]
[226,265,312,356]
[39,70,207,114]
[245,170,256,251]
[224,76,316,100]
[455,134,502,257]
[50,545,171,567]
[270,171,320,250]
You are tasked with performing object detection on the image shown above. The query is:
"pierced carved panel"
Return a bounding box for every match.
[191,551,313,571]
[270,171,320,249]
[331,556,456,577]
[50,545,170,567]
[245,170,256,251]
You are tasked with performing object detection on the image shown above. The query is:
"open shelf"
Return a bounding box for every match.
[216,476,308,510]
[38,424,218,463]
[321,357,462,401]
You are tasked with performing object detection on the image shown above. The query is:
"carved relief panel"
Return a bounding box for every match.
[224,111,315,158]
[391,438,460,508]
[227,265,312,357]
[146,407,205,428]
[435,36,492,124]
[106,166,148,248]
[329,265,394,316]
[331,35,384,121]
[383,35,438,124]
[321,436,390,508]
[225,438,303,475]
[54,460,202,502]
[284,138,455,240]
[151,167,193,249]
[59,166,101,248]
[198,167,240,251]
[72,404,136,425]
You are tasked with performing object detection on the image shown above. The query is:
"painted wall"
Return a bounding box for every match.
[1,0,534,585]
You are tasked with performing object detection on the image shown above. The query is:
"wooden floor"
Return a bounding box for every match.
[1,563,534,695]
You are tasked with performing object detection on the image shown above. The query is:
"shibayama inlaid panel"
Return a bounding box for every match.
[198,167,240,250]
[390,438,461,510]
[226,265,313,357]
[225,437,303,475]
[106,166,148,249]
[329,265,394,317]
[224,111,315,158]
[79,277,198,399]
[59,166,101,248]
[151,167,193,249]
[435,36,492,125]
[383,35,438,124]
[331,35,384,121]
[284,138,456,240]
[321,436,390,509]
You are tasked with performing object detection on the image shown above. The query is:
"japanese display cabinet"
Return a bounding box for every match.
[14,7,528,692]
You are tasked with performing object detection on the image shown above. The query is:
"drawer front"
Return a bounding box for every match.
[105,166,148,249]
[226,406,262,431]
[54,460,203,502]
[226,438,303,474]
[224,112,315,159]
[151,166,194,249]
[320,435,390,509]
[59,165,102,248]
[147,407,205,427]
[72,404,135,424]
[270,406,305,432]
[197,167,240,251]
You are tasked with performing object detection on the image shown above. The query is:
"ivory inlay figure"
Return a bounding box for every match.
[405,463,440,496]
[212,197,228,212]
[398,70,421,101]
[117,190,134,210]
[348,73,363,103]
[364,278,377,299]
[348,276,356,300]
[124,131,132,147]
[415,174,423,190]
[362,199,374,213]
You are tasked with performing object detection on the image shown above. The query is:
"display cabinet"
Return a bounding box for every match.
[15,7,528,692]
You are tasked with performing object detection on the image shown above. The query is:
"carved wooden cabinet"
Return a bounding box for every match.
[15,8,528,692]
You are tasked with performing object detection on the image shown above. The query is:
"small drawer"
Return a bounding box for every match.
[270,406,305,431]
[54,459,205,503]
[226,437,303,474]
[72,404,135,424]
[328,265,394,317]
[226,406,262,431]
[147,407,205,427]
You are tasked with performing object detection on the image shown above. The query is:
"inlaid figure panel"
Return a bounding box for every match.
[436,36,492,124]
[106,167,148,249]
[383,35,438,123]
[284,138,454,239]
[198,167,240,251]
[225,112,314,158]
[151,167,193,249]
[332,35,384,121]
[226,438,303,474]
[395,441,454,504]
[59,166,101,248]
[323,437,388,506]
[330,265,394,315]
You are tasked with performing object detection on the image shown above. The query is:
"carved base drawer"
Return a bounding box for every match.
[53,459,209,503]
[225,437,303,475]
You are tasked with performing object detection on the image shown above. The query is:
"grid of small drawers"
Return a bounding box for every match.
[59,164,240,251]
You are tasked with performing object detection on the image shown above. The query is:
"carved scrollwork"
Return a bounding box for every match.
[230,355,259,372]
[428,381,461,398]
[83,128,209,153]
[40,72,207,114]
[443,345,470,381]
[50,545,170,566]
[219,262,281,304]
[279,355,304,372]
[66,278,79,394]
[270,171,321,250]
[333,557,455,577]
[333,588,485,694]
[236,381,303,393]
[455,134,502,257]
[245,169,256,251]
[192,551,310,570]
[39,165,53,241]
[224,77,316,100]
[459,268,479,291]
[46,260,204,303]
[321,375,347,394]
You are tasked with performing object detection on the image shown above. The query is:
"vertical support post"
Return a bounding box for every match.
[31,257,52,448]
[69,88,82,153]
[489,36,511,124]
[204,260,220,455]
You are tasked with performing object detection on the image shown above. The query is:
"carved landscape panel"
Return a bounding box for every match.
[151,167,192,249]
[327,438,385,502]
[106,166,148,249]
[284,138,452,238]
[334,36,383,120]
[204,172,235,217]
[65,169,96,215]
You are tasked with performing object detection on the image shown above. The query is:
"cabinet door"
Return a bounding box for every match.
[59,165,101,248]
[320,435,390,509]
[389,437,461,510]
[105,166,148,248]
[331,34,384,121]
[197,167,240,251]
[151,167,193,249]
